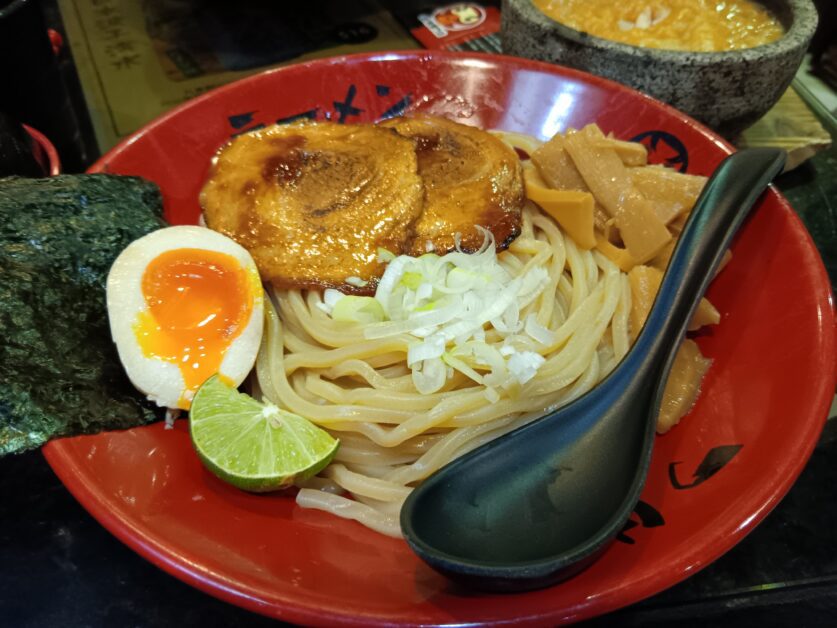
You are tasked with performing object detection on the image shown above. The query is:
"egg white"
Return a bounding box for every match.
[107,225,264,409]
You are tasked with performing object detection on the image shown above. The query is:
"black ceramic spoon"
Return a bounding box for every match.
[400,147,787,592]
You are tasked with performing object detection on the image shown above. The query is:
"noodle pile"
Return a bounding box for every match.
[253,203,631,537]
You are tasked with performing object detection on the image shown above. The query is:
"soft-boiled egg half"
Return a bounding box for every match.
[107,226,264,410]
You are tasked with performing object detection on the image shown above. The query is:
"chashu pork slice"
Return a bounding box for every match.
[200,122,424,294]
[380,115,524,256]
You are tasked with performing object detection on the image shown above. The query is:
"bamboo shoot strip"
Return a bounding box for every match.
[563,125,671,264]
[531,136,610,231]
[631,165,708,225]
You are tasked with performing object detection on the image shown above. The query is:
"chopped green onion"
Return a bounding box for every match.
[331,296,385,324]
[325,230,552,398]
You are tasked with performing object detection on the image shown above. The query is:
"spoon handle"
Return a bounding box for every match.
[637,148,787,377]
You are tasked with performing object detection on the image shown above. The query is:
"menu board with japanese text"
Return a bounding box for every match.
[58,0,504,152]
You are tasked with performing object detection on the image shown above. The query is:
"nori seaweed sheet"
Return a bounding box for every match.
[0,174,168,455]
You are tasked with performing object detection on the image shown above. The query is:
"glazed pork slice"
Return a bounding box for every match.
[380,115,524,256]
[200,122,423,294]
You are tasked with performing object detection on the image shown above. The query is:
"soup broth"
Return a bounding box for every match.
[534,0,784,51]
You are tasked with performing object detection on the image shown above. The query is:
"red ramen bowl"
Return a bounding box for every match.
[43,51,835,626]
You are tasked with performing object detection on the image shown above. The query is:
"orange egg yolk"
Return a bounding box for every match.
[134,248,253,408]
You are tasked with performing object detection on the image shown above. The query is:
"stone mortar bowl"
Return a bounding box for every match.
[502,0,818,137]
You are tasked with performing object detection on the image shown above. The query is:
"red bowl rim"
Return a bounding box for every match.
[23,124,61,176]
[90,49,743,172]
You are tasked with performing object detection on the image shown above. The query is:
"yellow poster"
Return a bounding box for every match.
[57,0,418,151]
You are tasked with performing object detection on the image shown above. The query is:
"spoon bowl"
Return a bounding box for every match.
[400,147,787,591]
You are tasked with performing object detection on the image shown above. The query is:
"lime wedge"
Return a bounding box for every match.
[190,375,339,492]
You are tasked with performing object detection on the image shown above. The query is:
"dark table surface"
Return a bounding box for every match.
[2,2,837,624]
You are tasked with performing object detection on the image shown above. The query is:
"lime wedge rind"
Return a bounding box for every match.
[189,375,339,492]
